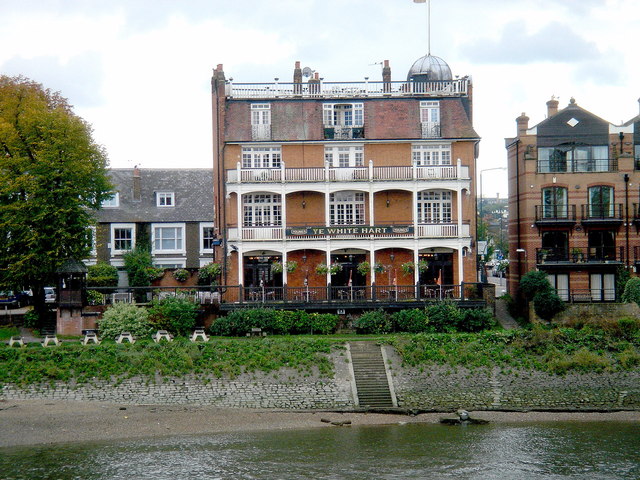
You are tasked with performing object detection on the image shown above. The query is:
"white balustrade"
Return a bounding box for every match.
[227,79,469,99]
[241,227,283,240]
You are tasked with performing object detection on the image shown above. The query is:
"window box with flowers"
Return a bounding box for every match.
[172,268,190,282]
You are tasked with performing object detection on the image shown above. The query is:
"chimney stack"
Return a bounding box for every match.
[546,97,559,117]
[293,61,302,93]
[516,113,530,136]
[382,59,391,93]
[133,166,141,202]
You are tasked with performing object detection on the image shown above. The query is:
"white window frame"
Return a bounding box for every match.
[329,191,365,225]
[154,259,186,269]
[200,222,215,254]
[241,146,281,169]
[110,223,135,254]
[88,226,97,257]
[420,101,440,138]
[152,223,185,254]
[101,193,119,208]
[417,190,452,224]
[324,144,364,167]
[243,193,282,227]
[251,103,271,140]
[323,103,364,127]
[156,192,175,207]
[412,143,451,166]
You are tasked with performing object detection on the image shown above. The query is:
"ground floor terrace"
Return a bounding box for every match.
[220,244,476,292]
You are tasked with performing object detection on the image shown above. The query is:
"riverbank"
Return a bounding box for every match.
[1,399,638,448]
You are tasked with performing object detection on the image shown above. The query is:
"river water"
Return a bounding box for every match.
[1,422,638,479]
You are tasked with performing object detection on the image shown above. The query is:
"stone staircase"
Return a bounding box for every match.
[349,341,395,408]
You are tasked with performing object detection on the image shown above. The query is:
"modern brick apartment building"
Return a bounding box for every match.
[506,98,640,302]
[211,55,479,302]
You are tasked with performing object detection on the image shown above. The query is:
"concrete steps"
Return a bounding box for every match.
[349,341,394,408]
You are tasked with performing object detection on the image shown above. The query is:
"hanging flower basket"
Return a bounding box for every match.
[417,260,429,273]
[356,261,370,276]
[373,262,386,274]
[286,260,298,273]
[329,263,343,275]
[401,262,415,275]
[271,261,284,274]
[315,263,329,275]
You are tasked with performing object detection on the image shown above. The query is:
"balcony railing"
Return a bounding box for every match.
[534,205,577,222]
[556,289,617,303]
[536,247,624,264]
[580,203,623,222]
[226,79,470,99]
[421,122,440,138]
[227,223,470,241]
[227,164,469,183]
[323,126,365,140]
[251,124,271,141]
[536,158,618,173]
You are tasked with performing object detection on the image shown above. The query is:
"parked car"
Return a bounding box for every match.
[0,290,31,308]
[44,287,56,304]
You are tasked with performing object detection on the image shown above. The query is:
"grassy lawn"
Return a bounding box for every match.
[0,327,20,341]
[1,323,638,385]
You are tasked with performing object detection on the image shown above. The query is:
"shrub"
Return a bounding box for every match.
[99,303,152,339]
[307,313,339,334]
[209,309,339,336]
[23,310,39,329]
[533,289,565,321]
[123,247,154,288]
[425,301,464,332]
[461,308,496,332]
[86,290,105,305]
[519,270,552,301]
[547,347,611,374]
[391,309,431,333]
[198,262,222,285]
[621,277,640,306]
[148,296,198,336]
[87,261,118,287]
[354,310,392,334]
[172,268,190,282]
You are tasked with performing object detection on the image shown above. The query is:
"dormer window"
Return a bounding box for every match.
[323,103,364,140]
[420,101,440,138]
[157,192,175,207]
[101,193,119,208]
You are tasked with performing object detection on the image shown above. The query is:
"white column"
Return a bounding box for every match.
[413,248,419,284]
[369,186,375,226]
[237,192,243,239]
[413,188,419,239]
[237,246,244,285]
[457,245,464,286]
[326,245,331,285]
[282,249,288,284]
[324,188,331,226]
[281,187,287,242]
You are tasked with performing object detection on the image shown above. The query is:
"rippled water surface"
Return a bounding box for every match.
[1,422,638,479]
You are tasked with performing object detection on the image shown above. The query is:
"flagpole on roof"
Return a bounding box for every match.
[413,0,431,55]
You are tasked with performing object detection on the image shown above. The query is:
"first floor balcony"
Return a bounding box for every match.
[536,246,625,266]
[226,162,469,184]
[228,223,470,241]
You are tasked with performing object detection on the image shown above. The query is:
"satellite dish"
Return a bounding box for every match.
[302,67,314,78]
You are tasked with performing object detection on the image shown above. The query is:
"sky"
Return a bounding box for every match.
[1,0,639,198]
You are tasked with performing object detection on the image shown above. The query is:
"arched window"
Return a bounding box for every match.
[417,190,452,223]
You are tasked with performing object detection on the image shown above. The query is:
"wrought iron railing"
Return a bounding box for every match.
[536,158,618,173]
[534,204,576,222]
[536,247,624,264]
[580,203,623,221]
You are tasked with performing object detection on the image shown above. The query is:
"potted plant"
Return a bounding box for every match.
[315,263,329,275]
[285,260,298,273]
[271,261,284,274]
[357,261,370,276]
[373,262,385,274]
[571,247,583,263]
[172,268,189,282]
[401,262,415,276]
[539,249,549,262]
[329,263,343,275]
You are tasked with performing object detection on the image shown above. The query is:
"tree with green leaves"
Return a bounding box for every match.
[0,75,112,314]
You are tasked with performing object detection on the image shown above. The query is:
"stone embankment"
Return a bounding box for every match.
[2,346,639,411]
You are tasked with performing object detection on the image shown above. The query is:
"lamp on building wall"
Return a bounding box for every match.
[302,193,306,209]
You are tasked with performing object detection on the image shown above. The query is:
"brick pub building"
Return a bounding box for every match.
[507,97,640,302]
[211,55,479,302]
